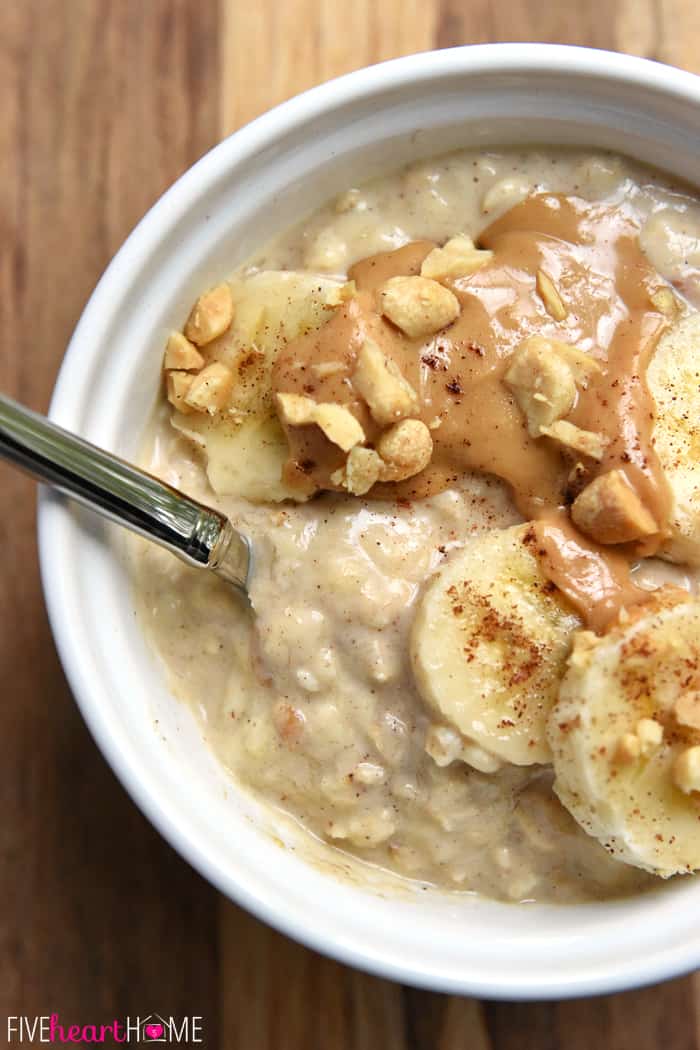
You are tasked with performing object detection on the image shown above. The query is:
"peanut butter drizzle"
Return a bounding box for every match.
[529,512,650,634]
[272,194,673,629]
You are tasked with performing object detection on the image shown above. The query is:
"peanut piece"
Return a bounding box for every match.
[673,746,700,794]
[166,371,195,414]
[650,287,679,317]
[313,403,365,452]
[536,269,567,321]
[380,275,460,339]
[568,629,599,670]
[636,718,663,755]
[505,336,600,437]
[183,362,234,414]
[331,446,383,495]
[571,469,658,544]
[353,339,419,425]
[276,392,318,426]
[325,280,357,307]
[377,419,433,482]
[164,331,204,371]
[185,283,234,346]
[277,392,364,451]
[311,361,346,379]
[539,420,609,461]
[505,338,577,436]
[420,235,493,282]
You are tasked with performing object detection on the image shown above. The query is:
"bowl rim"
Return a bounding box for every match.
[38,43,700,999]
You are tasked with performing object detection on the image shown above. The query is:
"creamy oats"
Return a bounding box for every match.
[133,148,700,902]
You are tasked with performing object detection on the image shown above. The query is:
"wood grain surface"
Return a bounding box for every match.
[2,2,700,1047]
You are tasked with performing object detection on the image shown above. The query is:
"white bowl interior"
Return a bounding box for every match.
[40,46,700,997]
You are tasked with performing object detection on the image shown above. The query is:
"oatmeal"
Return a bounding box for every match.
[133,148,700,902]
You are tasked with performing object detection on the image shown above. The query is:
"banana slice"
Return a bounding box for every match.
[168,271,353,502]
[649,311,700,565]
[548,594,700,876]
[172,412,301,502]
[230,270,355,355]
[410,524,581,765]
[196,271,355,416]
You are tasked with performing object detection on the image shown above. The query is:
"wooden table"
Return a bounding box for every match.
[2,2,699,1046]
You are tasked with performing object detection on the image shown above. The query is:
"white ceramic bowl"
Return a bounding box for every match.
[39,44,700,999]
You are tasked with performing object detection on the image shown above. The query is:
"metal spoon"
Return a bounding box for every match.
[0,393,252,592]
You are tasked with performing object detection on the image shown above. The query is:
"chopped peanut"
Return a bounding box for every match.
[313,403,365,452]
[276,392,317,426]
[380,275,460,339]
[504,337,577,435]
[377,419,433,482]
[311,361,346,379]
[536,269,567,321]
[353,339,419,425]
[636,718,663,755]
[331,446,382,495]
[675,692,700,730]
[571,469,658,545]
[505,336,600,437]
[539,420,609,461]
[673,746,700,794]
[164,331,204,371]
[568,630,599,670]
[183,362,234,414]
[420,235,494,282]
[650,287,679,317]
[325,280,357,306]
[277,391,364,451]
[614,733,641,764]
[166,371,195,414]
[185,283,234,346]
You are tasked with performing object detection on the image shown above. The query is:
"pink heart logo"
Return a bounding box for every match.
[145,1024,164,1040]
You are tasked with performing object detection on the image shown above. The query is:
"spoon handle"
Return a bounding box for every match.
[0,393,250,589]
